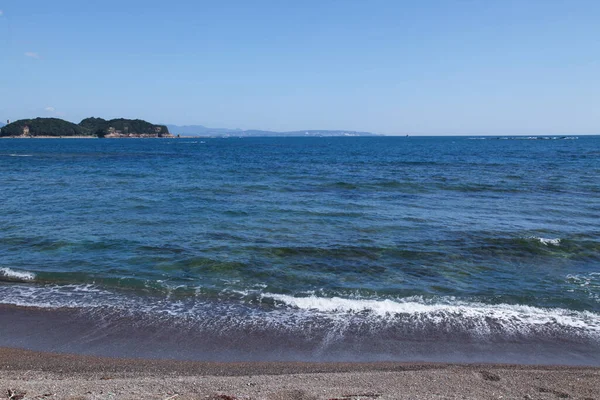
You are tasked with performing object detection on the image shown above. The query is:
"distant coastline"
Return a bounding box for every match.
[165,123,383,137]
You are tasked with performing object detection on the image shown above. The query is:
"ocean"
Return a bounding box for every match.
[0,136,599,365]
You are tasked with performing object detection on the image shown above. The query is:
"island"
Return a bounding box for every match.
[0,117,173,138]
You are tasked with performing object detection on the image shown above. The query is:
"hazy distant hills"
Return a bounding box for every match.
[166,124,382,137]
[165,124,241,136]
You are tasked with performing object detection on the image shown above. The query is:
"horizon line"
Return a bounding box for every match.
[1,116,597,137]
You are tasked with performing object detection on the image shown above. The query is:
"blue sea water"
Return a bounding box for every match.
[0,136,599,364]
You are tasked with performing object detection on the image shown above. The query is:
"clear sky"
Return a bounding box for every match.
[0,0,598,135]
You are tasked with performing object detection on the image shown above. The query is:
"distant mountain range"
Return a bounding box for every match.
[166,124,382,137]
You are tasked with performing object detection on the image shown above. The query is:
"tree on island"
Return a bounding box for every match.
[79,117,107,134]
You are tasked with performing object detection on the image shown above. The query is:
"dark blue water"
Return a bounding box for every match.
[0,136,599,364]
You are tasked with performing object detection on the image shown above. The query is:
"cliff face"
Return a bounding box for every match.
[0,118,89,137]
[0,117,172,138]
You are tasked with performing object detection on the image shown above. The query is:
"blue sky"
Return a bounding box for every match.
[0,0,598,135]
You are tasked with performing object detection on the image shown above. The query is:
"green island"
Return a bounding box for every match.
[0,117,172,138]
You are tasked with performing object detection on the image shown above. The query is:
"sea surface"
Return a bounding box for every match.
[1,136,599,364]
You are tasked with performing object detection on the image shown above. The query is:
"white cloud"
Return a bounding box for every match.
[45,106,56,112]
[25,52,40,59]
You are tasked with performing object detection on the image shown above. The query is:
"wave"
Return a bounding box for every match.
[567,273,600,303]
[2,235,597,292]
[471,236,600,261]
[0,282,598,344]
[266,293,600,338]
[258,237,598,263]
[529,236,561,246]
[314,180,429,193]
[438,183,522,193]
[0,268,36,282]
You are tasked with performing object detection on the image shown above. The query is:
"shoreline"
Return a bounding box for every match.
[1,303,598,367]
[0,347,598,399]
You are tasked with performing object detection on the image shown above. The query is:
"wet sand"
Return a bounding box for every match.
[0,347,598,399]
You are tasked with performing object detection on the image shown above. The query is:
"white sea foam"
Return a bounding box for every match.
[530,236,561,246]
[8,154,33,157]
[567,273,600,287]
[0,284,123,309]
[567,273,600,303]
[266,293,600,336]
[0,267,36,282]
[0,283,599,341]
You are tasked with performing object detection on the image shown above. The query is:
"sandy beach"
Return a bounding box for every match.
[0,347,597,399]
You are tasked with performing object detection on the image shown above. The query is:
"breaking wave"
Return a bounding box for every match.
[266,293,600,339]
[0,268,36,282]
[529,236,562,246]
[0,282,599,344]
